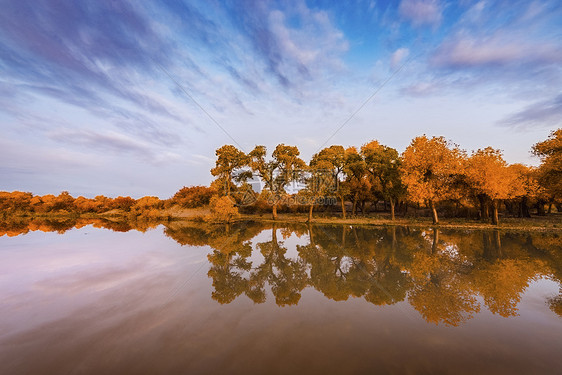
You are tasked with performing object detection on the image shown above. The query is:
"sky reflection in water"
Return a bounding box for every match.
[0,219,561,374]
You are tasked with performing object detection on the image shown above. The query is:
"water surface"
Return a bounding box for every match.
[1,218,561,374]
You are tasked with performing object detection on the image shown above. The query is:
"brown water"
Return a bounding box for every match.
[1,219,561,374]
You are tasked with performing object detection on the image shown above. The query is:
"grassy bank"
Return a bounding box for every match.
[237,213,562,231]
[3,209,561,231]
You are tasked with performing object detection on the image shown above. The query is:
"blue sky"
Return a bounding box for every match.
[1,0,561,198]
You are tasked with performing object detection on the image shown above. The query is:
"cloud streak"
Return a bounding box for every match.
[398,0,442,27]
[500,94,562,129]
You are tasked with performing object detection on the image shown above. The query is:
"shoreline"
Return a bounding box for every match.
[2,210,561,232]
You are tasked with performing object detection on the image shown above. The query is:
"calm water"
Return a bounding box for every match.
[1,218,561,374]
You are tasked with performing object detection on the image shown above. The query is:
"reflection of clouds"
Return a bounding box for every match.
[34,263,156,295]
[1,224,562,373]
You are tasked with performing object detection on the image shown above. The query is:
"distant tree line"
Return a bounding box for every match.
[0,186,215,219]
[210,129,561,225]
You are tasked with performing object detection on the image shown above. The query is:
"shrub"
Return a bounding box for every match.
[171,186,216,208]
[208,196,239,223]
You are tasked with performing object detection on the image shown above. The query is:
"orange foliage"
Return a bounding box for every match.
[208,196,240,223]
[171,186,216,208]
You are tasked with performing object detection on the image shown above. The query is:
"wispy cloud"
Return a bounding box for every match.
[391,48,410,69]
[500,94,562,129]
[432,37,562,69]
[398,0,442,27]
[49,129,155,158]
[229,0,348,90]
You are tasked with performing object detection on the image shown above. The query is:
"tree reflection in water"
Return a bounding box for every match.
[166,222,561,326]
[2,217,561,326]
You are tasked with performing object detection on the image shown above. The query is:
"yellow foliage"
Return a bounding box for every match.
[466,147,515,200]
[208,196,240,223]
[401,135,465,205]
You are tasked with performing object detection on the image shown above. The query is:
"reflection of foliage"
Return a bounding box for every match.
[208,245,253,304]
[409,281,480,326]
[471,259,543,317]
[407,235,481,326]
[197,223,561,326]
[5,217,561,326]
[252,227,308,306]
[547,293,562,317]
[202,226,559,326]
[0,217,156,236]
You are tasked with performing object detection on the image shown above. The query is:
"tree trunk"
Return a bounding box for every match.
[478,195,489,220]
[340,198,347,219]
[492,199,499,225]
[432,228,439,254]
[521,196,531,218]
[390,197,395,221]
[493,230,502,256]
[272,203,278,220]
[429,199,439,225]
[505,201,514,216]
[352,199,357,216]
[272,223,278,246]
[536,200,546,216]
[308,204,313,222]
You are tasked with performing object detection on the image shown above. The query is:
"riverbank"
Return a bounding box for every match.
[3,209,561,232]
[237,213,562,231]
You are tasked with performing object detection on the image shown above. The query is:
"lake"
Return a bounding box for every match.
[1,218,561,374]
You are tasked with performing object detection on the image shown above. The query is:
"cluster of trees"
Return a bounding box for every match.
[0,191,134,215]
[1,130,558,226]
[210,129,561,224]
[0,186,216,219]
[164,221,562,325]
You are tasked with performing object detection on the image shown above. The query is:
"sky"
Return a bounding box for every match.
[1,0,561,198]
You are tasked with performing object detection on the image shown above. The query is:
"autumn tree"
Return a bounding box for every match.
[309,145,346,220]
[249,144,306,220]
[532,129,562,210]
[73,196,99,213]
[465,148,516,225]
[131,196,162,217]
[0,191,33,213]
[301,163,333,222]
[361,140,405,220]
[94,195,111,213]
[342,146,371,216]
[111,196,136,212]
[401,136,465,224]
[505,164,541,217]
[211,145,249,196]
[52,191,74,211]
[171,186,215,208]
